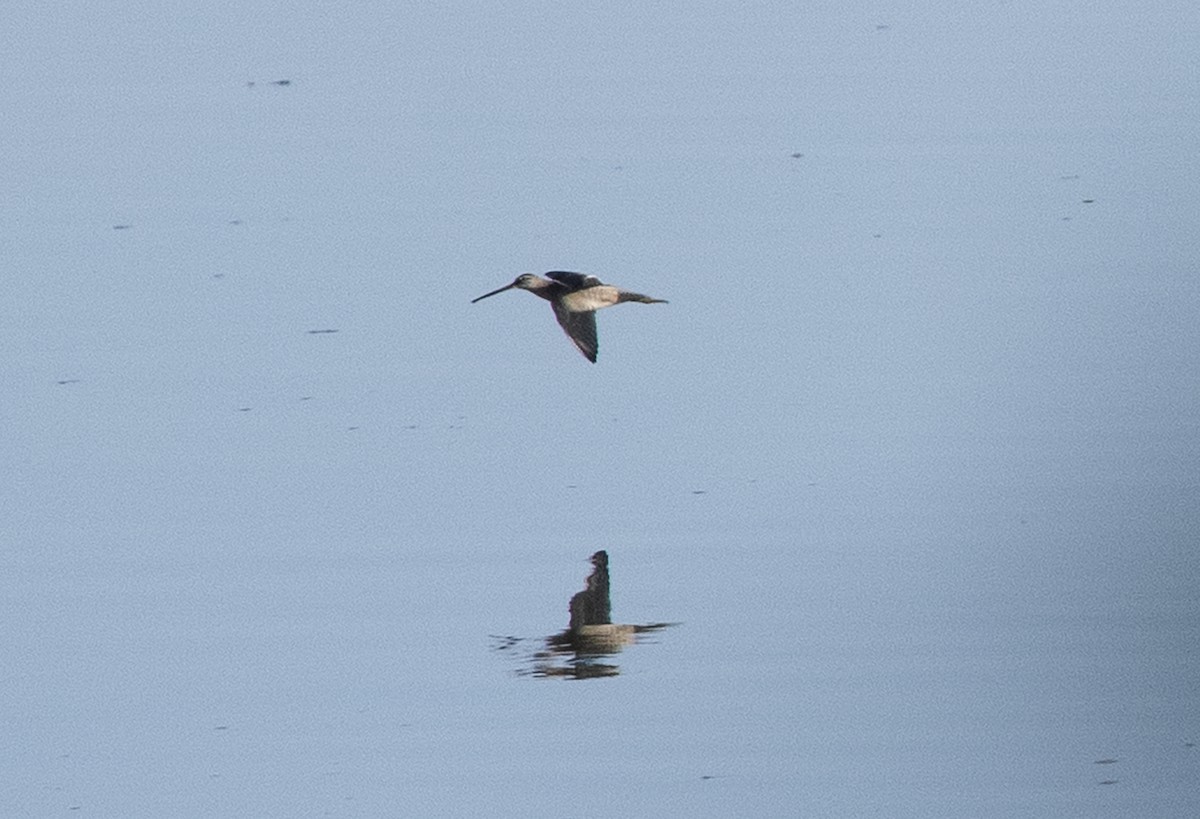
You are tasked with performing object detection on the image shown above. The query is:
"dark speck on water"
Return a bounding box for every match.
[1094,758,1118,765]
[113,224,132,230]
[306,329,339,334]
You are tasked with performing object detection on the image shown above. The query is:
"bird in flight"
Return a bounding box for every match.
[471,271,667,362]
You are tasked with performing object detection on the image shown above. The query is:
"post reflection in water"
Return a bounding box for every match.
[491,551,674,679]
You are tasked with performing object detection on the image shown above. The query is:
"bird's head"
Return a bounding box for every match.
[471,273,543,303]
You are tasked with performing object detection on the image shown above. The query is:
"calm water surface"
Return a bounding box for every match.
[4,2,1198,815]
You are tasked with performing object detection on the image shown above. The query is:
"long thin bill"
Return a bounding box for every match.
[471,283,515,303]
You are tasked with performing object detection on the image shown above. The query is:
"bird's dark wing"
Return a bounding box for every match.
[545,271,603,290]
[551,302,598,362]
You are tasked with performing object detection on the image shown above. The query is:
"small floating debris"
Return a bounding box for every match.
[236,407,252,412]
[1099,779,1119,785]
[270,79,291,86]
[113,224,132,230]
[1094,758,1119,765]
[306,329,339,334]
[55,379,80,385]
[1082,199,1096,204]
[789,152,804,159]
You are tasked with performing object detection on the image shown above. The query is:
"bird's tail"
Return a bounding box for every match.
[619,292,668,304]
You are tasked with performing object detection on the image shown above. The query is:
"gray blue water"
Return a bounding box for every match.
[3,2,1197,815]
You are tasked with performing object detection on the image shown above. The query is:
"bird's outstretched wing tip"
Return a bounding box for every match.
[570,331,599,363]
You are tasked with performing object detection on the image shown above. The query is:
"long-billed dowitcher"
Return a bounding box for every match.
[471,271,667,362]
